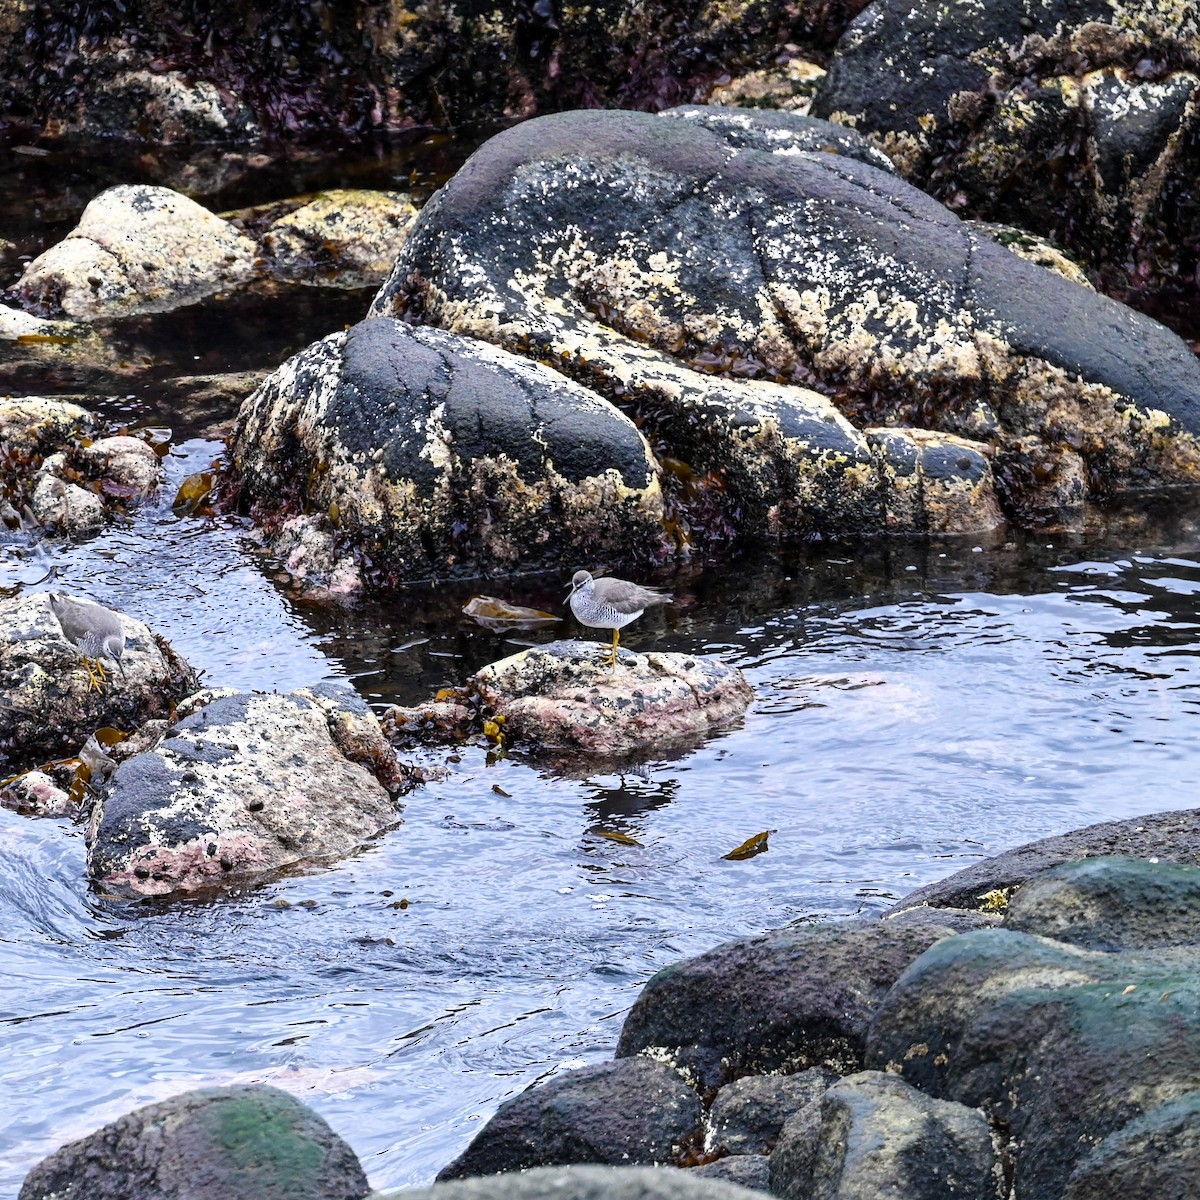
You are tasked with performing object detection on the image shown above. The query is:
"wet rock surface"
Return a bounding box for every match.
[18,1083,369,1200]
[436,1057,704,1180]
[812,0,1200,314]
[769,1070,998,1200]
[708,1069,839,1157]
[229,317,665,588]
[87,684,409,898]
[469,640,753,757]
[373,107,1200,543]
[0,591,198,774]
[390,1165,766,1200]
[615,913,979,1091]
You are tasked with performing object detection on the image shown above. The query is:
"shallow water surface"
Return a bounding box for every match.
[5,484,1200,1192]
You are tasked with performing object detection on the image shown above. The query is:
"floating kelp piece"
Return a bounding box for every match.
[722,829,773,860]
[463,595,562,631]
[172,470,215,516]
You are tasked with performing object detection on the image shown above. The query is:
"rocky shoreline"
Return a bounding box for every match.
[20,805,1200,1199]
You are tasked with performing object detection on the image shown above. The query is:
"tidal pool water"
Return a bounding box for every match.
[5,467,1200,1194]
[5,135,1200,1197]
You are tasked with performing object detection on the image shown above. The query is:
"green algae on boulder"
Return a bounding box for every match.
[18,1084,369,1200]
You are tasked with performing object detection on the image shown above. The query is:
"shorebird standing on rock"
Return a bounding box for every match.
[48,592,127,693]
[567,569,672,669]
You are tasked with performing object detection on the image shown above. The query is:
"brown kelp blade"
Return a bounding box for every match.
[463,595,561,632]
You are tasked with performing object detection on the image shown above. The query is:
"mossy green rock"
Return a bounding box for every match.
[866,928,1200,1200]
[19,1084,368,1200]
[1004,855,1200,951]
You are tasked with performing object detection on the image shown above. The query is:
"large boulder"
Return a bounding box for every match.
[615,914,983,1091]
[372,107,1200,539]
[812,0,1200,310]
[86,685,408,897]
[707,1069,839,1156]
[18,1084,368,1200]
[228,317,666,587]
[0,591,198,775]
[769,1070,999,1200]
[436,1058,704,1180]
[12,185,257,319]
[865,927,1200,1200]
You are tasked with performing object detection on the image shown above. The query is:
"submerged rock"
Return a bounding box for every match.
[470,640,753,757]
[228,317,665,587]
[0,591,198,775]
[437,1057,703,1180]
[87,685,410,898]
[372,107,1200,538]
[18,1083,368,1200]
[12,184,257,319]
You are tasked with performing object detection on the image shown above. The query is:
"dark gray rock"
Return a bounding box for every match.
[708,1069,838,1156]
[616,914,965,1091]
[769,1071,999,1200]
[87,686,408,898]
[1003,855,1200,951]
[388,1164,768,1200]
[230,317,665,588]
[812,0,1200,303]
[18,1084,368,1200]
[1062,1090,1200,1200]
[865,927,1200,1200]
[690,1155,772,1191]
[890,807,1200,915]
[372,107,1200,538]
[436,1057,703,1180]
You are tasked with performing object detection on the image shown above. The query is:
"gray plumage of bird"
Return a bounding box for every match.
[567,569,672,667]
[48,592,127,693]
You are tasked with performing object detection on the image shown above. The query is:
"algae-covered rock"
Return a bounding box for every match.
[18,1084,368,1200]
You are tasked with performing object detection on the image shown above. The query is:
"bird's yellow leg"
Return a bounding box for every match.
[608,628,621,669]
[84,657,108,694]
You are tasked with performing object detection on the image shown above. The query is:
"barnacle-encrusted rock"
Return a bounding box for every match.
[470,640,753,756]
[371,107,1200,536]
[812,0,1200,304]
[260,189,420,287]
[87,685,409,898]
[0,591,198,774]
[229,316,666,586]
[13,184,257,319]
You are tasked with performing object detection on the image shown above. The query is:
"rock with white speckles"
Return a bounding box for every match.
[86,686,410,898]
[371,106,1200,534]
[14,184,257,319]
[812,0,1200,306]
[469,639,753,757]
[229,316,666,587]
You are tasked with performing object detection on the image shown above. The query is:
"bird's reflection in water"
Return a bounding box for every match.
[576,768,682,850]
